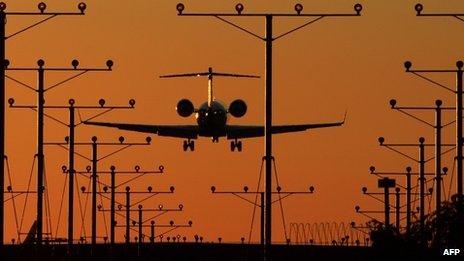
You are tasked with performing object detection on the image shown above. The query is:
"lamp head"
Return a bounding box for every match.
[37,59,45,67]
[71,59,79,69]
[414,3,423,15]
[106,60,113,70]
[78,2,87,14]
[129,99,136,107]
[235,3,244,14]
[443,167,448,174]
[404,61,412,71]
[354,3,362,15]
[378,137,385,145]
[176,3,185,15]
[294,4,303,15]
[38,2,46,13]
[457,61,464,69]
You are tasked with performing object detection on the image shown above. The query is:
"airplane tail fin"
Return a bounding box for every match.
[22,220,37,244]
[342,109,348,124]
[160,67,259,107]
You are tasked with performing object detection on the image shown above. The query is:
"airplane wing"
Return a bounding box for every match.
[83,121,198,139]
[226,121,345,139]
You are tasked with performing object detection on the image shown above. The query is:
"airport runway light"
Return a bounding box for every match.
[403,60,464,217]
[210,185,314,245]
[386,98,456,237]
[0,2,89,245]
[5,59,111,246]
[102,193,187,244]
[81,175,171,245]
[368,165,446,234]
[414,3,464,23]
[10,98,134,245]
[47,136,156,246]
[377,136,453,245]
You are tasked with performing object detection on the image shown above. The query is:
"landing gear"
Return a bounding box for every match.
[231,139,242,152]
[183,140,194,151]
[212,137,219,143]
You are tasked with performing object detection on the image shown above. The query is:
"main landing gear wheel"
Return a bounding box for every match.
[183,140,194,151]
[231,140,242,152]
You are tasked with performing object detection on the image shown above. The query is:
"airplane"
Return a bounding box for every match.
[84,67,346,152]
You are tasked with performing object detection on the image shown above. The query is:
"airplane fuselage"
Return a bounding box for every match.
[195,100,228,138]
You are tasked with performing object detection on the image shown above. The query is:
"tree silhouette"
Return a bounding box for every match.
[367,194,464,250]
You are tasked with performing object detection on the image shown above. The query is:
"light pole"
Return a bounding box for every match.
[369,165,447,235]
[210,184,314,245]
[49,135,154,247]
[404,60,464,215]
[175,3,362,258]
[6,59,111,245]
[85,183,176,245]
[102,186,178,244]
[0,1,88,245]
[388,98,456,236]
[91,165,164,245]
[360,185,416,230]
[11,97,134,246]
[378,137,453,245]
[378,178,396,228]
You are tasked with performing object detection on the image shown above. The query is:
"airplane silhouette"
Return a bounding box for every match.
[84,67,346,152]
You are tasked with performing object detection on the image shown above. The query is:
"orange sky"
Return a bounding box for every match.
[3,0,464,244]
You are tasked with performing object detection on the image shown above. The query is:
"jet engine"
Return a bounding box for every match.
[228,99,247,118]
[176,99,194,117]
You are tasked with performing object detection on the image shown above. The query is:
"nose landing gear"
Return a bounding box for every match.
[183,140,194,151]
[231,139,242,152]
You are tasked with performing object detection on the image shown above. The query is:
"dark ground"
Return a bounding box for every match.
[0,243,444,261]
